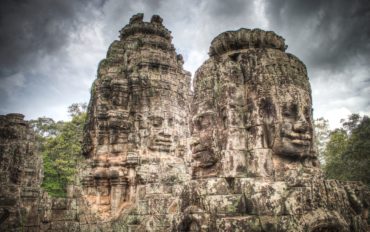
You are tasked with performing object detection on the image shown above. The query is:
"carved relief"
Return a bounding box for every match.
[272,88,315,159]
[191,109,220,174]
[183,28,368,232]
[81,13,191,223]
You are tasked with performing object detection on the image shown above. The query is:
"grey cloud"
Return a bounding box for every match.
[0,0,104,78]
[264,0,370,71]
[263,0,370,126]
[205,0,249,19]
[0,0,369,125]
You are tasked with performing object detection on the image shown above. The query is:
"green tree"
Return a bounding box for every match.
[31,104,87,197]
[323,128,348,180]
[29,117,64,151]
[323,114,370,186]
[341,113,361,133]
[68,102,87,117]
[342,116,370,185]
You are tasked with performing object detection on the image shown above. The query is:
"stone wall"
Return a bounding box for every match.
[0,114,43,231]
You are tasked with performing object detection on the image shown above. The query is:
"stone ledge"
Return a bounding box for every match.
[209,28,286,57]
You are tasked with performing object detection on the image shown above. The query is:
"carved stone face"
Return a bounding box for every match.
[108,110,131,132]
[190,110,218,168]
[106,110,132,148]
[148,115,173,152]
[272,89,314,159]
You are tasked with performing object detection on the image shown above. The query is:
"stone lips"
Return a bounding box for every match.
[1,13,369,232]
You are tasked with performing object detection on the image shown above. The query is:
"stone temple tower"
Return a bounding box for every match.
[178,28,369,231]
[81,13,191,228]
[189,29,319,180]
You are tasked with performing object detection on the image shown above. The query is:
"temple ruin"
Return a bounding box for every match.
[0,13,369,232]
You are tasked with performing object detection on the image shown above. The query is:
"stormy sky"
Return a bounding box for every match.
[0,0,369,129]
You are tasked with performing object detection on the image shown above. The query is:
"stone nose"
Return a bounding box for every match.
[190,137,200,149]
[293,119,308,133]
[158,130,171,138]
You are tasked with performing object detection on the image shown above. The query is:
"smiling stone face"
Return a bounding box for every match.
[237,46,317,165]
[272,88,314,159]
[189,57,229,178]
[190,110,218,169]
[148,114,174,152]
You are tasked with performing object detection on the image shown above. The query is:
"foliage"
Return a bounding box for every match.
[341,113,361,133]
[322,114,370,186]
[323,129,349,180]
[68,102,87,117]
[31,104,86,197]
[29,117,63,140]
[341,116,370,184]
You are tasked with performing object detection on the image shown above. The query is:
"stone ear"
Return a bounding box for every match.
[262,121,275,148]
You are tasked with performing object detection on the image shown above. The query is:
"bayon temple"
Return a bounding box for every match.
[0,13,369,232]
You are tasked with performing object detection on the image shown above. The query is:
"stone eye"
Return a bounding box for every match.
[282,104,290,116]
[291,104,298,116]
[282,103,298,118]
[259,97,275,117]
[193,117,202,131]
[168,118,173,126]
[193,115,212,131]
[200,116,211,129]
[152,117,163,127]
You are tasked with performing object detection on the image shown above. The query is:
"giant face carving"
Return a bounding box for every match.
[272,88,315,159]
[190,110,218,168]
[148,114,174,152]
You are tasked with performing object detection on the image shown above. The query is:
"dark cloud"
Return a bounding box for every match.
[0,0,369,126]
[206,0,249,19]
[263,0,370,127]
[265,0,370,71]
[0,0,104,78]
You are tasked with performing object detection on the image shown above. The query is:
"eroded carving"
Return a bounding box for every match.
[81,13,191,223]
[183,28,369,232]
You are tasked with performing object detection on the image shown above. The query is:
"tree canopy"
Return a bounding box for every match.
[320,114,370,186]
[30,103,86,197]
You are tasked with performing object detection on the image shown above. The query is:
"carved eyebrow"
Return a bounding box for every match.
[148,116,164,120]
[192,111,216,121]
[281,103,298,116]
